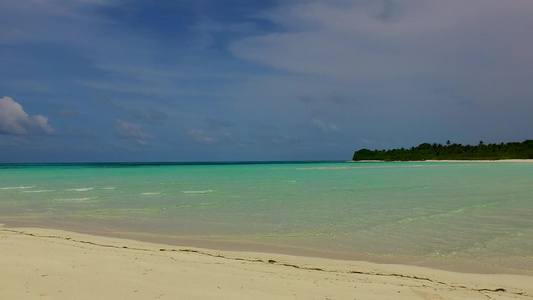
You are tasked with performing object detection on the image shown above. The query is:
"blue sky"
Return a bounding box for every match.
[1,0,532,162]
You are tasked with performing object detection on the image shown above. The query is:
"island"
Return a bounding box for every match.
[353,140,533,161]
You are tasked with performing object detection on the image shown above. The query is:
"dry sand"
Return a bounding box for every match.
[425,159,533,163]
[1,225,532,300]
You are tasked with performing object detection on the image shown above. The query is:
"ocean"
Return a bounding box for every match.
[1,161,532,274]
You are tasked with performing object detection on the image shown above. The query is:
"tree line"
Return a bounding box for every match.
[352,140,533,161]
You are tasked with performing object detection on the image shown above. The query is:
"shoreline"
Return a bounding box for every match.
[1,225,532,299]
[350,159,533,163]
[3,219,531,277]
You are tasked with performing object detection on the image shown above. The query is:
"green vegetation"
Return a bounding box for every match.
[352,140,533,161]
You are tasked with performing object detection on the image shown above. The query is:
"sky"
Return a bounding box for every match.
[1,0,532,163]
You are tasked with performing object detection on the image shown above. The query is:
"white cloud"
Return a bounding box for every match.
[113,120,152,141]
[226,0,533,148]
[230,0,533,80]
[0,96,54,135]
[186,128,242,147]
[312,119,338,132]
[187,129,215,145]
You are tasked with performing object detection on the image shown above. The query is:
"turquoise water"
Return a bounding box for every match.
[1,161,532,274]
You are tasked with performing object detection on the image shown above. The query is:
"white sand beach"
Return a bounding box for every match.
[424,159,533,163]
[1,225,531,300]
[348,159,533,163]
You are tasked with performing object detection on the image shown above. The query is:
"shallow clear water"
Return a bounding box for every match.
[1,161,532,274]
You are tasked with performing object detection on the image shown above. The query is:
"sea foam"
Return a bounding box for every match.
[182,189,213,194]
[1,186,36,190]
[22,189,54,193]
[55,197,95,202]
[66,187,94,192]
[141,192,161,196]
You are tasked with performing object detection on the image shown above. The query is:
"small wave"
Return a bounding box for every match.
[296,166,357,170]
[55,197,95,202]
[22,189,54,193]
[1,186,36,190]
[182,189,213,194]
[141,192,161,196]
[102,187,116,190]
[66,187,94,192]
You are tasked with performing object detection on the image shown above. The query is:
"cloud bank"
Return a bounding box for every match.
[0,96,54,135]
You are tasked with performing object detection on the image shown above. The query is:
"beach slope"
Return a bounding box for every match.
[1,226,531,300]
